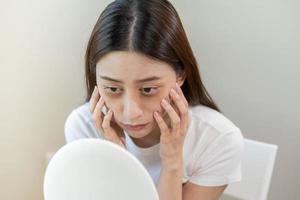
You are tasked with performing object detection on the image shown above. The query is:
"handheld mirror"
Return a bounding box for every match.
[44,139,159,200]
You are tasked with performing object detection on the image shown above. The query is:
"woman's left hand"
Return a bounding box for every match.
[154,83,190,169]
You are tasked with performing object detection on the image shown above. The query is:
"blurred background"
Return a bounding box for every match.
[0,0,299,199]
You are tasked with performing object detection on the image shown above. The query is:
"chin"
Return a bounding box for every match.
[126,131,149,139]
[124,122,154,138]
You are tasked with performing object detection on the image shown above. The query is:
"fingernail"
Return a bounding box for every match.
[176,83,182,90]
[175,83,182,93]
[170,89,177,96]
[161,99,168,106]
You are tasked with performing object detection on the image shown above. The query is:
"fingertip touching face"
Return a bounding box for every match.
[96,51,183,139]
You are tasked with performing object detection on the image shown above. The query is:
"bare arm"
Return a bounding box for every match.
[156,158,183,200]
[157,160,227,200]
[182,182,227,200]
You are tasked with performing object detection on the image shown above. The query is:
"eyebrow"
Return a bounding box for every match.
[99,76,163,83]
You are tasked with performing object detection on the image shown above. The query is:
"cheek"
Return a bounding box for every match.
[150,92,171,115]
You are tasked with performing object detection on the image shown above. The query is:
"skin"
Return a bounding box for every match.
[94,51,185,149]
[89,51,227,200]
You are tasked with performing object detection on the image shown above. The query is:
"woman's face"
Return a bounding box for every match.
[96,51,183,139]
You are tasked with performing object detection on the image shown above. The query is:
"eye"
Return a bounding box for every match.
[140,87,158,95]
[104,87,123,94]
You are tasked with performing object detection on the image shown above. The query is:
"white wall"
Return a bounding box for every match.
[0,0,112,199]
[172,0,299,199]
[0,0,299,199]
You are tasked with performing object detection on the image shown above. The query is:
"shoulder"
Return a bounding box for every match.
[65,102,93,125]
[186,105,243,143]
[189,105,239,133]
[183,105,244,186]
[64,102,101,143]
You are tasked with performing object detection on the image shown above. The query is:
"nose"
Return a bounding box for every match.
[123,95,143,122]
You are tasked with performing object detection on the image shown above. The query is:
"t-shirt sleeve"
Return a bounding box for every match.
[190,128,244,186]
[64,109,101,143]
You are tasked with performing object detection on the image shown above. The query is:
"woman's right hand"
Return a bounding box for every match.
[89,86,126,149]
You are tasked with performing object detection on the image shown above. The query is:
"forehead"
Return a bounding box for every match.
[96,51,176,78]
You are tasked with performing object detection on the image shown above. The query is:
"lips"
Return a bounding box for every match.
[121,123,148,131]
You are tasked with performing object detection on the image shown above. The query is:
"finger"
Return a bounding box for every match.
[154,111,170,135]
[175,84,190,132]
[170,88,189,130]
[170,88,188,116]
[102,110,122,144]
[161,98,180,132]
[92,97,105,133]
[175,83,188,107]
[103,100,109,114]
[102,109,113,139]
[89,86,100,113]
[119,136,126,148]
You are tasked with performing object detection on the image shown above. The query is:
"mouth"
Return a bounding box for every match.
[120,123,149,131]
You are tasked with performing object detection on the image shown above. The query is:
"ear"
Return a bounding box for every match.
[176,72,186,87]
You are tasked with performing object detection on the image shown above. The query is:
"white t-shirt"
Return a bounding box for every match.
[64,102,243,187]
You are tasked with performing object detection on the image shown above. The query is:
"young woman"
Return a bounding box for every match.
[64,0,244,199]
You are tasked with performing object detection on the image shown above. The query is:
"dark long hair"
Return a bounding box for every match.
[84,0,221,112]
